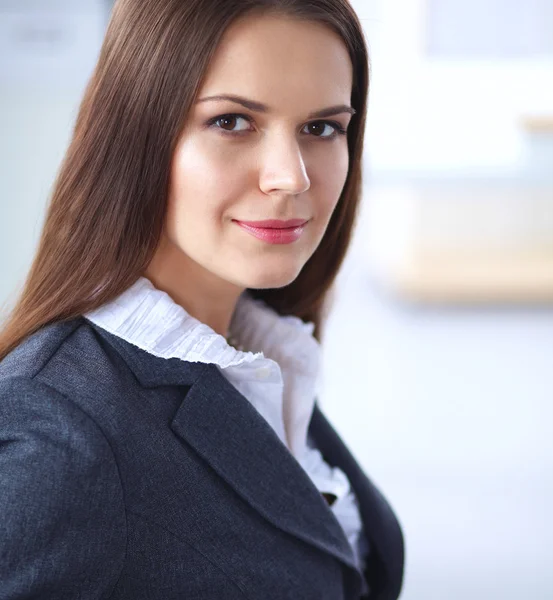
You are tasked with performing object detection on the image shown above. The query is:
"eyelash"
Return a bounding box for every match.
[205,113,348,140]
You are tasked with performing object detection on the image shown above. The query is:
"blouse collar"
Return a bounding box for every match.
[84,275,319,382]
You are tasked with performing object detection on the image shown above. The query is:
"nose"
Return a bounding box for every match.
[258,134,311,196]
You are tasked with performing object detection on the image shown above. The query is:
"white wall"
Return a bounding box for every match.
[0,90,81,307]
[0,0,104,308]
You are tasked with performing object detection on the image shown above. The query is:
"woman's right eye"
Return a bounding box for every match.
[208,114,253,134]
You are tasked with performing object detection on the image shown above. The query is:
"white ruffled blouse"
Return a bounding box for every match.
[84,276,368,570]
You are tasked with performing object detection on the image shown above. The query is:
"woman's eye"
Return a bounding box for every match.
[303,121,347,139]
[207,114,346,139]
[210,114,252,133]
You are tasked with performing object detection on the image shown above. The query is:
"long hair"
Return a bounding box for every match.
[0,0,369,362]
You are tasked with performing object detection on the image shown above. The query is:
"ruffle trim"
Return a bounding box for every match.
[85,277,319,374]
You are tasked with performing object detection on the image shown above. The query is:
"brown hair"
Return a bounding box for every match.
[0,0,369,362]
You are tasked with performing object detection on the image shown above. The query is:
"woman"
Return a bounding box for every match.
[0,0,404,598]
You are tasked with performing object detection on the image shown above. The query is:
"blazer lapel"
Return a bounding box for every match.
[170,363,360,572]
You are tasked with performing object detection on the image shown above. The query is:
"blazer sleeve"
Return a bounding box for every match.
[0,376,126,599]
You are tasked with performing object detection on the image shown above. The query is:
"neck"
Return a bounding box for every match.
[143,235,244,337]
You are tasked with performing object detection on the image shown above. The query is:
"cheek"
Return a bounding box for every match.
[168,138,248,224]
[312,145,349,217]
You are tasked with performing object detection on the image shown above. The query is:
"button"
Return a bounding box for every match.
[322,492,337,506]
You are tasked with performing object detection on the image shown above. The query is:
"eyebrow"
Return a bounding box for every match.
[196,94,356,119]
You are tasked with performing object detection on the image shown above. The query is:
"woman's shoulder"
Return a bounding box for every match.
[0,321,126,525]
[0,316,132,425]
[0,354,127,597]
[0,317,84,381]
[0,315,124,446]
[0,315,202,437]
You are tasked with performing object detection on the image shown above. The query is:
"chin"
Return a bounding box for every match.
[239,262,303,290]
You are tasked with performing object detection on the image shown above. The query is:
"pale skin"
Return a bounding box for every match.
[144,12,354,337]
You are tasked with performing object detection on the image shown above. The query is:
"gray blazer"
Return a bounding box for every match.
[0,316,404,600]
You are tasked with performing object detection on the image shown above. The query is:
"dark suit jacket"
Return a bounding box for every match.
[0,316,404,599]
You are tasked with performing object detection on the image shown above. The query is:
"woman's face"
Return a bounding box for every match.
[161,12,354,292]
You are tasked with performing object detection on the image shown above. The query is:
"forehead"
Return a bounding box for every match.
[198,12,353,113]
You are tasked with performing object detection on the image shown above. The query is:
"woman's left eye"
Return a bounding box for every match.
[302,121,347,139]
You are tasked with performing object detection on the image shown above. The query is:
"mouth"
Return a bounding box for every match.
[232,218,309,245]
[234,218,309,229]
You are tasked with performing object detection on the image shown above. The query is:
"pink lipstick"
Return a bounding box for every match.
[233,219,308,245]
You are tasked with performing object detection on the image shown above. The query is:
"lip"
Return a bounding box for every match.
[233,218,309,245]
[235,218,308,228]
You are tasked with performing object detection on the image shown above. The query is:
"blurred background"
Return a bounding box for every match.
[1,0,552,598]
